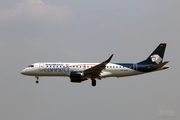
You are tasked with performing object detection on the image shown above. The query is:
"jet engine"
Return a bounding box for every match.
[70,71,84,83]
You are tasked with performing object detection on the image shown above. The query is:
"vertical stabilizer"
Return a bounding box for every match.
[138,43,167,64]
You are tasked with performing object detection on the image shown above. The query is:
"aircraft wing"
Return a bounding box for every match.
[83,54,113,78]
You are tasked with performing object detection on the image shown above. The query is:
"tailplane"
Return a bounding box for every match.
[138,43,167,64]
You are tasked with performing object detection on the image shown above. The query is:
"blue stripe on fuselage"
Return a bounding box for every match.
[114,63,134,70]
[114,63,157,72]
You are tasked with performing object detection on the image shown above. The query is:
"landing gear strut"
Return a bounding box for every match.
[91,79,96,87]
[35,76,39,84]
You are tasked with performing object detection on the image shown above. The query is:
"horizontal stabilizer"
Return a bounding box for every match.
[149,61,169,70]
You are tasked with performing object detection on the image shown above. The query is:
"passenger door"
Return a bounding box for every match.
[39,63,44,71]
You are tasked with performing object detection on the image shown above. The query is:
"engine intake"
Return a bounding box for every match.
[70,71,83,83]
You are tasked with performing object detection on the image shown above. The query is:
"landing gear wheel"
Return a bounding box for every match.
[92,80,96,87]
[36,80,39,84]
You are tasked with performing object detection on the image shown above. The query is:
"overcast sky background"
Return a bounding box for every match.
[0,0,179,120]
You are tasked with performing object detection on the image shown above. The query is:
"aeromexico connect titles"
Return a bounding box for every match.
[21,43,169,86]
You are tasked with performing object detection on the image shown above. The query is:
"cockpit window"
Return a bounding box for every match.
[28,65,34,67]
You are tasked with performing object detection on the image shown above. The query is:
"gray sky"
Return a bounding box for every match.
[0,0,179,120]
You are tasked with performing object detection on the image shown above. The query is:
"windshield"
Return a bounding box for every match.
[28,65,34,67]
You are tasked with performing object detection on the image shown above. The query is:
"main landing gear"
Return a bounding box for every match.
[91,78,96,87]
[35,76,39,84]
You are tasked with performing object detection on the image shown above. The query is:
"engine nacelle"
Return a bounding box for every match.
[70,71,83,83]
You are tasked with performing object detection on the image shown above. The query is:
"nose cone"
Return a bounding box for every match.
[21,69,27,75]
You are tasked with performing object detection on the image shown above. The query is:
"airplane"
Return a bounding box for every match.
[21,43,169,86]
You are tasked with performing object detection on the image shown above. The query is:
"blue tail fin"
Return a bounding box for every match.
[138,43,167,64]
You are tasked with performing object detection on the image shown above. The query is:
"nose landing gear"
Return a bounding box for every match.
[35,76,39,84]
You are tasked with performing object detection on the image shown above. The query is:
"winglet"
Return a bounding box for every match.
[105,54,114,63]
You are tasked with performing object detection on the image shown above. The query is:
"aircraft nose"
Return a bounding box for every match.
[21,69,27,75]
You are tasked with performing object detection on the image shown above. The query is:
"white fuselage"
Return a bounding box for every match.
[21,62,143,79]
